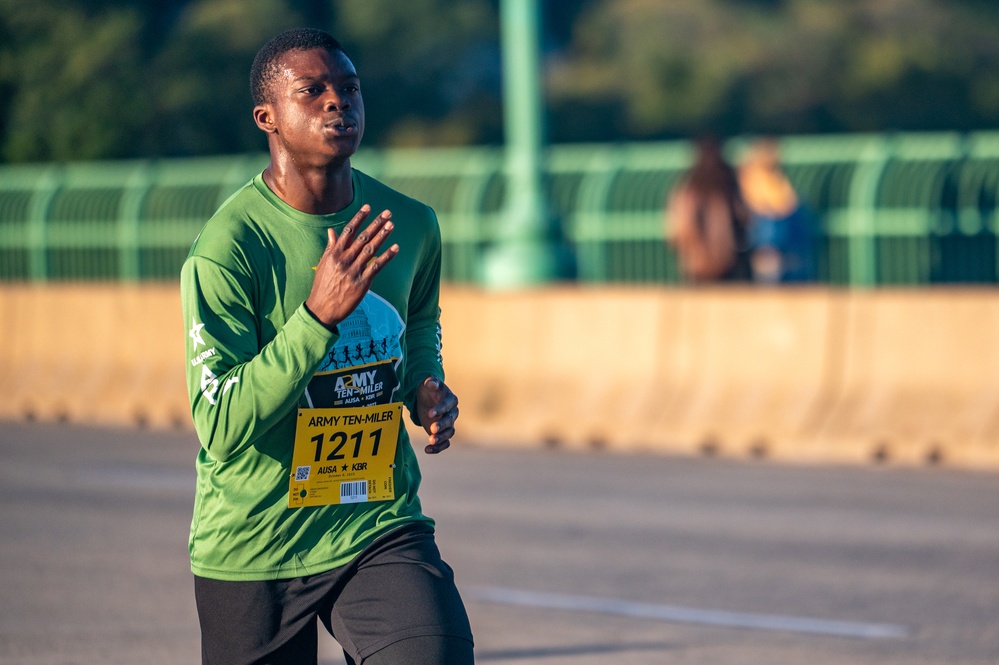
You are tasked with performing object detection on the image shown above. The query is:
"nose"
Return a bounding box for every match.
[323,90,349,112]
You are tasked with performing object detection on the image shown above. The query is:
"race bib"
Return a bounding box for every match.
[288,402,402,508]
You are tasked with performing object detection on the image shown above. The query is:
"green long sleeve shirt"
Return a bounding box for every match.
[180,170,442,581]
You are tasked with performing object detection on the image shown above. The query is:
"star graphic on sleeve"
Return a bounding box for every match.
[189,318,206,350]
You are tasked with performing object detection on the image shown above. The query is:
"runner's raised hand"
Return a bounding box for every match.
[305,205,398,330]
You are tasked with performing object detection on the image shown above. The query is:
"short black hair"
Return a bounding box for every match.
[250,28,346,106]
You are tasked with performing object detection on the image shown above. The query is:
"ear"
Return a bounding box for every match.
[253,104,277,134]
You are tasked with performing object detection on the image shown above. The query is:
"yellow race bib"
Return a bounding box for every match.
[288,402,402,508]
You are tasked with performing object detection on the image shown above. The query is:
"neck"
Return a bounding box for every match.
[263,152,354,215]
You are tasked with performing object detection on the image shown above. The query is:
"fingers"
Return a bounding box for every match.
[425,411,455,454]
[320,205,397,280]
[351,209,390,252]
[338,206,388,249]
[426,421,455,445]
[425,378,458,420]
[337,204,370,244]
[306,204,398,329]
[421,377,459,454]
[425,439,451,454]
[340,208,399,278]
[317,207,369,264]
[361,243,400,280]
[428,400,458,427]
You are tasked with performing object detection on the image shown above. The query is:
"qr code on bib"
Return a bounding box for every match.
[295,466,310,481]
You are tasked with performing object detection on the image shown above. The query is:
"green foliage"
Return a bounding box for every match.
[0,1,149,161]
[332,0,502,146]
[147,0,309,156]
[1,0,998,162]
[0,0,501,162]
[548,0,999,141]
[0,0,308,161]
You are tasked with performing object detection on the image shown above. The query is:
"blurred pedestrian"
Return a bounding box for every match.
[665,137,752,283]
[738,138,815,283]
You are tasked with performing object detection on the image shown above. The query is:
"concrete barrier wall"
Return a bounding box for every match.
[439,286,999,470]
[0,284,189,429]
[2,284,997,470]
[810,290,999,467]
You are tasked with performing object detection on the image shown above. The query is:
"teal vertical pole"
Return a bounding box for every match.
[119,162,152,281]
[847,139,889,287]
[27,166,62,282]
[502,0,544,233]
[484,0,569,287]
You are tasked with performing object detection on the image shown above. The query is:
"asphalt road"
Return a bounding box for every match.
[1,422,997,664]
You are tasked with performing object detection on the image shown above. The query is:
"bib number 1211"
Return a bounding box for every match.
[311,428,382,462]
[289,403,401,508]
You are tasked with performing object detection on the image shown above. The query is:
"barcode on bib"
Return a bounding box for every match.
[340,480,368,504]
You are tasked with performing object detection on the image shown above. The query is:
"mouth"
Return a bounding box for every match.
[324,118,357,136]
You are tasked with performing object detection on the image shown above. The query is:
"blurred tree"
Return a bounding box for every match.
[0,0,303,161]
[0,0,501,161]
[1,0,998,161]
[331,0,502,147]
[547,0,999,141]
[147,0,307,156]
[0,0,149,161]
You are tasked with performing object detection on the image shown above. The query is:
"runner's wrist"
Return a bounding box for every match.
[303,301,340,334]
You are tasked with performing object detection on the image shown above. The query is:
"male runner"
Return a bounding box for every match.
[180,27,473,665]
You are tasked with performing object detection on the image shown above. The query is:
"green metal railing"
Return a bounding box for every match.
[1,132,998,286]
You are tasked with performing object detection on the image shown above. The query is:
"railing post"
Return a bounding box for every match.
[847,137,890,287]
[573,150,624,282]
[119,162,152,281]
[484,0,571,287]
[27,166,62,282]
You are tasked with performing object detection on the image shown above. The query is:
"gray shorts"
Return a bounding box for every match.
[195,523,473,665]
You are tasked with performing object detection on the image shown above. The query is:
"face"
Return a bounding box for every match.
[255,48,365,165]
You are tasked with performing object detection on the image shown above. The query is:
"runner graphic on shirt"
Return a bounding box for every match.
[305,291,405,409]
